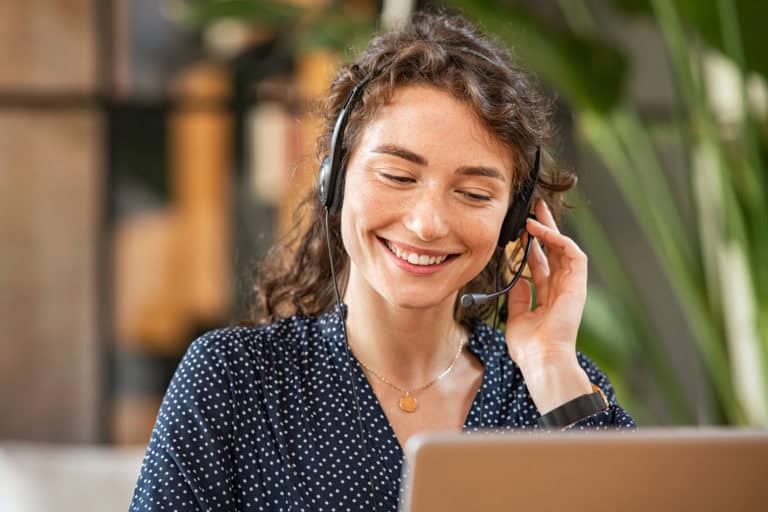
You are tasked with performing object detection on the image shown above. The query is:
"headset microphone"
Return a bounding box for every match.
[459,226,535,307]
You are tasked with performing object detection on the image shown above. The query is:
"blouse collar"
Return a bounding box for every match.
[316,303,502,367]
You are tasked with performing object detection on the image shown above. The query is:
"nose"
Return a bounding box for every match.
[403,189,450,242]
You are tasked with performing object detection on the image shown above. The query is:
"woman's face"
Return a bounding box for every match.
[340,85,514,310]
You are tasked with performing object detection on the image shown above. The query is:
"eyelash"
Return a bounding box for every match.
[380,173,492,203]
[462,192,492,202]
[382,173,414,184]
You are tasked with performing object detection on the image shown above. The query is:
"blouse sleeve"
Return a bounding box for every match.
[129,334,243,511]
[556,352,637,431]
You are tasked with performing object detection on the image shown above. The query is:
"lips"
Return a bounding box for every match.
[385,240,448,265]
[378,237,459,267]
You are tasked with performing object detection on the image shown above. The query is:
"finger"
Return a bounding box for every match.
[525,218,561,277]
[506,273,532,320]
[535,199,560,234]
[523,232,549,306]
[525,218,587,278]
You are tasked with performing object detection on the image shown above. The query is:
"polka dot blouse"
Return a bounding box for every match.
[129,305,635,511]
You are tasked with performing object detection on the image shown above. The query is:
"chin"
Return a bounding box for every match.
[380,284,457,311]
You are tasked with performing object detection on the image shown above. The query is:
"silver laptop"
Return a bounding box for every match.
[399,428,768,512]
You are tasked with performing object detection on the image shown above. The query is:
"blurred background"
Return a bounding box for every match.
[1,0,766,509]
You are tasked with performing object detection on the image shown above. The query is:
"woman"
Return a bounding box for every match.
[130,11,635,512]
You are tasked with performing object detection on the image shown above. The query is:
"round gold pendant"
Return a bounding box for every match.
[398,395,418,413]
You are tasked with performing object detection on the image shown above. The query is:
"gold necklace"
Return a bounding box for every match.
[351,333,465,413]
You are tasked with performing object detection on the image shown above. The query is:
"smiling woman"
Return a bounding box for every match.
[130,9,635,512]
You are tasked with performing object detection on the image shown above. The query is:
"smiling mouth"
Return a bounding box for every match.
[378,237,460,266]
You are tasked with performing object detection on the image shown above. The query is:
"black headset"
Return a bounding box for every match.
[317,79,371,216]
[318,76,541,308]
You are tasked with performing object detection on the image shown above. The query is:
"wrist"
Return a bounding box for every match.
[518,353,593,415]
[537,383,609,430]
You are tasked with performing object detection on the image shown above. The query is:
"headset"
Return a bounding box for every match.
[317,78,372,216]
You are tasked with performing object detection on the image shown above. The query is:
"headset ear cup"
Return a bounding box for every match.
[330,165,345,215]
[498,145,540,247]
[317,155,345,215]
[497,207,526,247]
[318,156,333,209]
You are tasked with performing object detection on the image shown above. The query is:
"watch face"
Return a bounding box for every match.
[591,384,609,408]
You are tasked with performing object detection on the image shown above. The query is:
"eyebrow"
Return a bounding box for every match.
[371,143,507,183]
[455,165,507,183]
[371,143,427,166]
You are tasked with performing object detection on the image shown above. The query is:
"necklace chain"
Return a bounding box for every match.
[350,332,465,398]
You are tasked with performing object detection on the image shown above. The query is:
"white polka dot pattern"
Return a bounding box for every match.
[129,305,635,511]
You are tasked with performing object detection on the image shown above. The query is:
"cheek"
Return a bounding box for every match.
[339,202,361,259]
[343,173,398,227]
[462,210,504,250]
[339,179,390,254]
[459,210,505,273]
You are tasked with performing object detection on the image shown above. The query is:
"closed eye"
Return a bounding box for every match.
[381,173,415,184]
[460,191,492,202]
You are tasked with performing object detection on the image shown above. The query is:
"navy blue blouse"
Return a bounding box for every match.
[130,306,635,511]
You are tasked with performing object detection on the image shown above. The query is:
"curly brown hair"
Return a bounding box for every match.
[248,10,576,327]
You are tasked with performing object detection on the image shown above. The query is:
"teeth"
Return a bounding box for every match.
[385,240,449,266]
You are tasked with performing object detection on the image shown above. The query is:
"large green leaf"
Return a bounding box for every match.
[448,0,628,113]
[295,9,376,54]
[569,192,694,423]
[179,0,375,53]
[610,0,768,79]
[180,0,302,29]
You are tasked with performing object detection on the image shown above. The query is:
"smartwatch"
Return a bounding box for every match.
[536,383,609,430]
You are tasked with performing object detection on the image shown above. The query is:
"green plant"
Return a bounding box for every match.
[178,0,375,53]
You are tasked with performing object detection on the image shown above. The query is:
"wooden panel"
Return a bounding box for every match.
[278,49,338,235]
[0,111,102,442]
[169,63,233,325]
[0,1,98,92]
[113,210,192,354]
[111,395,163,445]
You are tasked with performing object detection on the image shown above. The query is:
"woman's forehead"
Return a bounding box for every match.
[356,85,516,179]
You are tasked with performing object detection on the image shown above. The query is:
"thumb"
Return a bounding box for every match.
[506,277,532,321]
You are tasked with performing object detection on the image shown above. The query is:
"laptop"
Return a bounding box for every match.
[399,428,768,512]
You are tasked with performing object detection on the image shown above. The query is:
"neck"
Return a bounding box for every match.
[341,266,466,389]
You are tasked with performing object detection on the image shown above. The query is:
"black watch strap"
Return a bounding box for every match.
[536,384,609,430]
